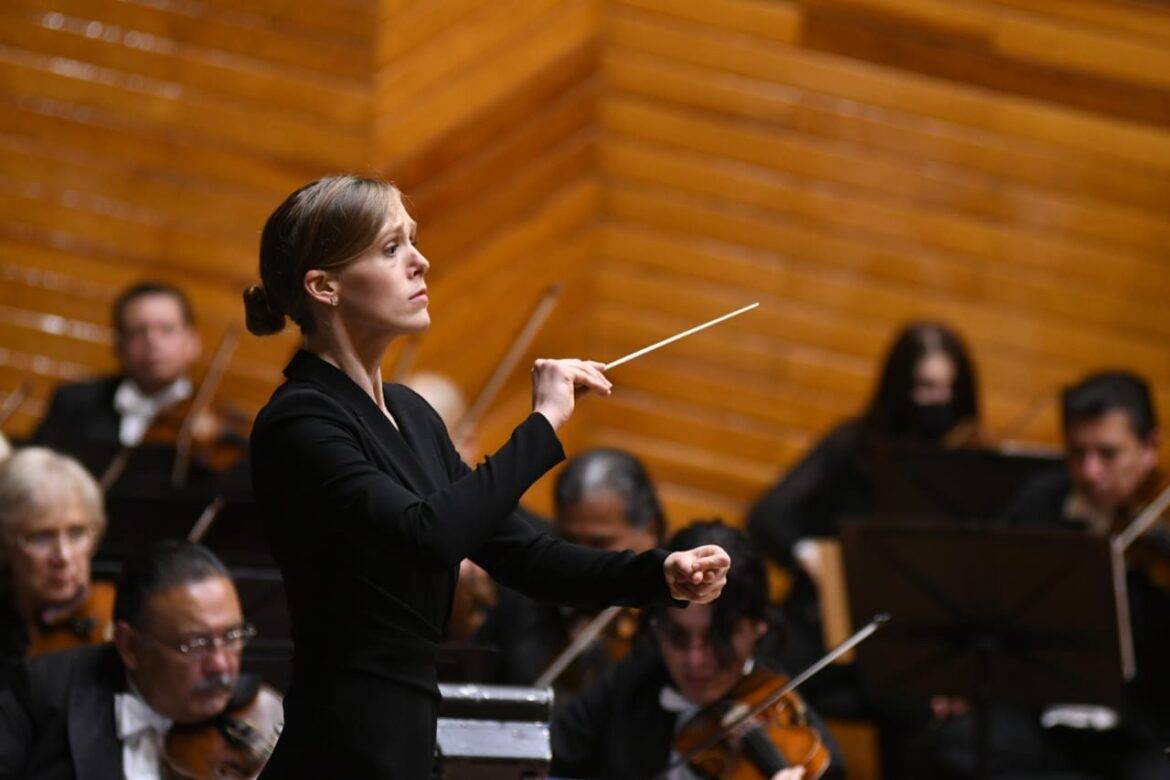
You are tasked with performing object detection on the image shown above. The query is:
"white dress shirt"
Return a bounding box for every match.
[114,683,172,780]
[113,377,192,446]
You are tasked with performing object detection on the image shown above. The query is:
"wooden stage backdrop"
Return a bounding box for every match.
[2,0,1169,529]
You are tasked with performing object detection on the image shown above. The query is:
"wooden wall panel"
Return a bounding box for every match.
[596,0,1170,530]
[0,0,375,435]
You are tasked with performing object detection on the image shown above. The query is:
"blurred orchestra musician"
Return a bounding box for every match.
[551,520,845,780]
[32,282,201,459]
[746,321,981,715]
[0,448,111,681]
[472,448,666,695]
[1004,371,1170,779]
[748,320,981,576]
[0,540,279,780]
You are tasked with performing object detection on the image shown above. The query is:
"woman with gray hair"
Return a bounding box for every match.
[0,447,111,676]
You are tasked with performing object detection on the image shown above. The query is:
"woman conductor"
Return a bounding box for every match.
[243,175,730,777]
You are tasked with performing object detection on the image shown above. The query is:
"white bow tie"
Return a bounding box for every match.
[114,691,172,741]
[113,378,191,418]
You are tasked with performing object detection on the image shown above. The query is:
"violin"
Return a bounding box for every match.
[141,396,250,478]
[661,616,888,780]
[26,581,115,658]
[674,667,832,780]
[1114,477,1170,594]
[163,677,283,780]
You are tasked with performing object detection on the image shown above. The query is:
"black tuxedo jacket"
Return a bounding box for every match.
[0,643,123,780]
[250,351,677,698]
[31,377,123,454]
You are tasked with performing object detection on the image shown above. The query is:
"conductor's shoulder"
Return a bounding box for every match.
[385,383,444,429]
[253,380,351,431]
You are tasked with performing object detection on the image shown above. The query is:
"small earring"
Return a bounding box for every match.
[330,296,339,307]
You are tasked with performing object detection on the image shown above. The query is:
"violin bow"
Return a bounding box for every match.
[1114,482,1170,552]
[0,381,30,430]
[452,283,563,443]
[663,614,889,774]
[172,325,241,486]
[187,495,228,543]
[534,605,624,688]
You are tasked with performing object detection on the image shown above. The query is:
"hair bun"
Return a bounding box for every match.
[243,284,286,336]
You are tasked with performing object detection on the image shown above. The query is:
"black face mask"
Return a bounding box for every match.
[910,402,959,439]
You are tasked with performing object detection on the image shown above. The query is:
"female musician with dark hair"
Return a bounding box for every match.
[746,322,981,732]
[242,175,730,777]
[748,320,981,577]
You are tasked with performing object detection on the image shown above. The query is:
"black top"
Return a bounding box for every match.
[0,643,124,780]
[250,351,676,698]
[747,420,872,571]
[550,638,846,779]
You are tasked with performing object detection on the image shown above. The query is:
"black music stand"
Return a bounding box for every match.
[841,521,1132,780]
[868,445,1059,520]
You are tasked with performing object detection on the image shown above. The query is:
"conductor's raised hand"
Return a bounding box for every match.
[531,359,612,431]
[663,545,731,604]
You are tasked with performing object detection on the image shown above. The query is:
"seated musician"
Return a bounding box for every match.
[551,519,845,779]
[1004,370,1170,779]
[0,448,111,681]
[746,321,981,715]
[472,447,665,694]
[748,320,981,576]
[0,539,276,779]
[32,282,201,457]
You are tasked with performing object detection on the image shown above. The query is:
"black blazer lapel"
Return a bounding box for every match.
[68,647,123,780]
[282,351,436,495]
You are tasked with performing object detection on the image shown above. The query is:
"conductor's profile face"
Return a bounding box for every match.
[328,202,430,337]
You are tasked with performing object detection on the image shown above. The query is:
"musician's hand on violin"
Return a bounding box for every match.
[664,545,731,603]
[531,359,611,431]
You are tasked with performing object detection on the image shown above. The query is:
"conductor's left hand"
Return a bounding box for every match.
[663,545,730,603]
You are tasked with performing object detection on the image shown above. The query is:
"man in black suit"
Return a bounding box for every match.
[32,282,201,467]
[0,540,269,779]
[1003,371,1170,780]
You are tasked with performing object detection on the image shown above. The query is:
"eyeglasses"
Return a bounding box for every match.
[140,623,257,658]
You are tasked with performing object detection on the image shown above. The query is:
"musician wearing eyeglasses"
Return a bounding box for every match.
[551,521,845,780]
[0,540,277,779]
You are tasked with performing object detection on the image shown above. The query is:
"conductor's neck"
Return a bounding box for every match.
[304,325,396,416]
